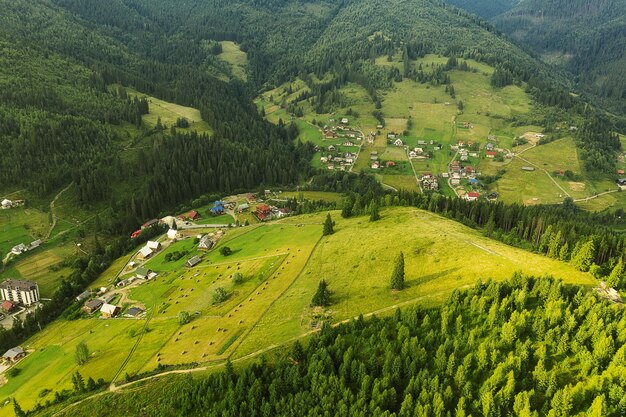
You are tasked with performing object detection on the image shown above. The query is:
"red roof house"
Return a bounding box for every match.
[466,191,480,201]
[188,210,200,220]
[386,161,396,167]
[131,230,142,239]
[486,151,497,158]
[465,166,474,174]
[2,300,15,312]
[256,204,272,221]
[618,169,625,175]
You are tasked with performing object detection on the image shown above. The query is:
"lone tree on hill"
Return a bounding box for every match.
[75,341,89,365]
[369,201,381,222]
[390,252,405,291]
[311,279,331,307]
[220,246,232,256]
[323,213,334,236]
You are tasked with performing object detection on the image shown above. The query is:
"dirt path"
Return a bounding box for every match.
[572,189,619,203]
[45,183,73,240]
[407,147,424,192]
[514,153,571,199]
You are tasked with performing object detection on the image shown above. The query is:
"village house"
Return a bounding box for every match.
[320,156,328,164]
[277,207,293,218]
[130,230,142,239]
[100,303,120,318]
[328,145,336,152]
[465,166,474,175]
[167,229,178,240]
[1,199,12,209]
[465,191,480,201]
[141,219,159,230]
[11,244,28,255]
[125,307,144,318]
[409,151,417,158]
[135,267,151,280]
[370,151,379,161]
[237,203,249,213]
[371,161,380,169]
[451,177,461,186]
[386,161,396,168]
[521,166,535,172]
[343,141,355,147]
[485,143,494,151]
[486,151,497,159]
[198,235,214,250]
[394,138,404,147]
[2,347,26,363]
[186,256,202,268]
[341,118,349,124]
[187,210,200,221]
[2,300,16,312]
[0,279,39,306]
[210,201,224,215]
[138,240,161,260]
[469,178,478,186]
[256,204,272,221]
[83,299,104,314]
[76,290,91,302]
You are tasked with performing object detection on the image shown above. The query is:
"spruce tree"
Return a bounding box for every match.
[391,252,405,290]
[607,258,623,289]
[323,213,334,236]
[369,201,381,222]
[571,240,595,271]
[311,280,331,307]
[13,399,26,417]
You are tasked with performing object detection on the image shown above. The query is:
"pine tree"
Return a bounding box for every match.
[547,230,562,258]
[323,213,334,236]
[311,279,331,307]
[559,242,570,261]
[369,201,381,222]
[13,399,26,417]
[606,258,623,288]
[390,252,405,290]
[571,240,595,271]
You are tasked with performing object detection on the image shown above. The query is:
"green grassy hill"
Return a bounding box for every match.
[0,207,596,413]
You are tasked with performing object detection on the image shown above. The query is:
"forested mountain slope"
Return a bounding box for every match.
[491,0,626,113]
[445,0,520,19]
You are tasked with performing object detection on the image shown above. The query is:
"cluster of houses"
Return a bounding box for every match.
[420,173,439,191]
[80,287,143,318]
[322,118,362,141]
[10,239,42,256]
[1,199,24,210]
[138,240,161,260]
[409,140,443,160]
[254,204,292,222]
[319,143,358,171]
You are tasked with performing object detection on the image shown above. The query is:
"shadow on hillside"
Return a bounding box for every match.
[406,267,461,288]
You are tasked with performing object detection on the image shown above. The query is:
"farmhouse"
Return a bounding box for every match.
[198,234,214,250]
[141,219,159,230]
[486,151,497,158]
[167,229,178,240]
[394,139,404,147]
[135,267,151,279]
[2,300,16,312]
[371,162,380,169]
[320,156,328,163]
[409,151,417,158]
[11,244,28,255]
[1,199,12,209]
[2,347,25,363]
[186,256,202,268]
[237,203,249,213]
[138,241,161,260]
[0,279,39,306]
[76,290,91,302]
[100,303,120,318]
[277,207,292,218]
[187,210,200,221]
[210,202,224,215]
[256,204,272,221]
[465,191,480,201]
[125,307,144,318]
[83,299,104,314]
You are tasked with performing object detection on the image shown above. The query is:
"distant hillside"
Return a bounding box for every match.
[492,0,626,113]
[445,0,520,19]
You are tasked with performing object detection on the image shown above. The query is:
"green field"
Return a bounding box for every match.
[218,41,248,81]
[116,86,213,135]
[0,207,597,412]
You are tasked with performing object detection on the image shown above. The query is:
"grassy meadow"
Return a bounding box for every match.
[0,207,598,413]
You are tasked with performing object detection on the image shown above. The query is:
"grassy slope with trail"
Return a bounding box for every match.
[0,207,596,413]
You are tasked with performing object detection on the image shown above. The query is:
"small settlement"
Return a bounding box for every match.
[319,117,363,171]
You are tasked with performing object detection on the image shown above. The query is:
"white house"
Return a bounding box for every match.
[394,139,404,147]
[11,244,28,255]
[341,118,349,124]
[1,199,12,209]
[0,279,39,306]
[167,229,178,240]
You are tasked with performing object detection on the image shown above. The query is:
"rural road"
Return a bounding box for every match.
[45,183,73,240]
